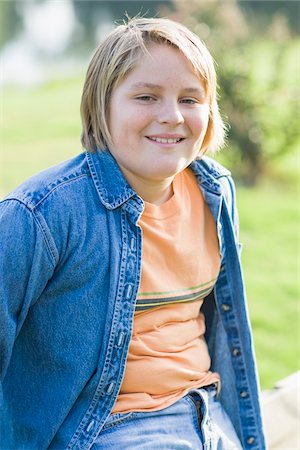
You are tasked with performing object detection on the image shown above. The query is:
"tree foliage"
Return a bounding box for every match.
[160,0,299,183]
[1,0,298,183]
[0,1,22,49]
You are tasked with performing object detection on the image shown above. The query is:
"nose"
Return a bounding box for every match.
[157,100,184,125]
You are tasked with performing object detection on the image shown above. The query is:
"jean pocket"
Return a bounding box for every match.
[102,411,135,431]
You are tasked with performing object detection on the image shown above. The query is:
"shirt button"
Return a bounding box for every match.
[117,332,125,347]
[247,436,255,445]
[240,390,248,398]
[125,284,132,299]
[130,237,135,251]
[221,303,230,312]
[232,348,240,356]
[86,419,95,433]
[107,382,115,395]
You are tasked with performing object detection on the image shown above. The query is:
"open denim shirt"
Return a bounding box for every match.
[0,149,266,449]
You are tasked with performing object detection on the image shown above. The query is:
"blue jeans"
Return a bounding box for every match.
[93,386,242,449]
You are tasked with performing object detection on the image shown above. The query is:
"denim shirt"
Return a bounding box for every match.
[0,149,265,450]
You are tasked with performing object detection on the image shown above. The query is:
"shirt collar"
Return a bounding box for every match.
[189,157,231,195]
[86,148,141,210]
[87,148,229,209]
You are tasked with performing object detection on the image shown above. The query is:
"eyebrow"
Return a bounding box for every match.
[129,82,205,96]
[183,87,205,94]
[129,82,162,90]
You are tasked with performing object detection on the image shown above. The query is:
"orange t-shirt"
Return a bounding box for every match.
[113,168,221,414]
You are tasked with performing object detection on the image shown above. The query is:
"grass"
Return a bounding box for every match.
[1,77,299,390]
[0,76,84,197]
[237,169,299,389]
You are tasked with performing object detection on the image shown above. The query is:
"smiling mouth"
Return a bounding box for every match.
[146,137,184,144]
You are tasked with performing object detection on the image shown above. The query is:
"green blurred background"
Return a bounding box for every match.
[1,0,299,390]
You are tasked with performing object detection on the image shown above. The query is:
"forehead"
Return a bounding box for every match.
[122,44,205,89]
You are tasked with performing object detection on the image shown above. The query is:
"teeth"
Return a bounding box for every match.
[149,137,181,144]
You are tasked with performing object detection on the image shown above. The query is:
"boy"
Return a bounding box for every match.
[0,17,265,449]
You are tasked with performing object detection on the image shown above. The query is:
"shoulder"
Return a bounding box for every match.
[191,156,239,237]
[0,152,101,265]
[191,156,234,200]
[2,152,90,211]
[193,155,231,179]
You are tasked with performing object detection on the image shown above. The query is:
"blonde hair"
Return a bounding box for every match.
[80,17,226,154]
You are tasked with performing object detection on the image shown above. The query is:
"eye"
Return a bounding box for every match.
[135,95,156,102]
[180,98,198,105]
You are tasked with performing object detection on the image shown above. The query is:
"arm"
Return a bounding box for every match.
[0,199,56,380]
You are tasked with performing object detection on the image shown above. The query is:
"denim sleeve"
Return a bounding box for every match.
[0,199,56,380]
[219,175,240,241]
[227,175,240,241]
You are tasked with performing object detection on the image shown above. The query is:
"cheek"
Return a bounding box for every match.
[109,111,132,142]
[124,110,153,139]
[190,113,209,138]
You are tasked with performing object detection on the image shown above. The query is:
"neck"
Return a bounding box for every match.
[121,169,175,205]
[141,182,174,205]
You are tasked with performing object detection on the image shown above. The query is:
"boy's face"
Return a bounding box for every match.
[108,44,209,202]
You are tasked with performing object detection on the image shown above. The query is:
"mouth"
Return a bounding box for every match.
[146,136,185,144]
